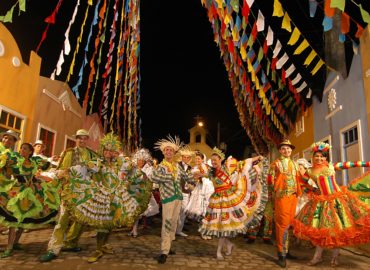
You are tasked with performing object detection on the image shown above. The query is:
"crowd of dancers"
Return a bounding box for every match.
[0,129,369,267]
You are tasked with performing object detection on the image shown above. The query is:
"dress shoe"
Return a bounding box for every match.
[157,254,167,264]
[176,232,188,237]
[286,252,298,260]
[277,255,286,268]
[39,251,57,262]
[61,246,82,252]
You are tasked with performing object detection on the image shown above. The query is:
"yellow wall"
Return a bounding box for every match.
[360,26,370,137]
[0,23,41,143]
[288,107,315,160]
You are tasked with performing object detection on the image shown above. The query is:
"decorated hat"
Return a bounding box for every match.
[33,139,44,146]
[310,141,331,153]
[0,130,20,141]
[211,147,225,161]
[179,145,195,156]
[154,135,183,152]
[99,132,122,152]
[132,148,152,164]
[278,139,295,150]
[74,129,90,138]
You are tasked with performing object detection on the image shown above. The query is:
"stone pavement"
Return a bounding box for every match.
[0,216,369,270]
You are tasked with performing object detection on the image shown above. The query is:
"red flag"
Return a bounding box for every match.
[341,12,350,34]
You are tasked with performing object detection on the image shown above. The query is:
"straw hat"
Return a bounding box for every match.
[33,139,44,146]
[278,139,295,150]
[0,130,20,141]
[179,146,195,156]
[154,135,183,152]
[74,129,90,138]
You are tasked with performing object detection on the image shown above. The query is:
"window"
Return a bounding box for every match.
[343,126,358,147]
[38,127,55,157]
[0,109,24,135]
[341,124,361,185]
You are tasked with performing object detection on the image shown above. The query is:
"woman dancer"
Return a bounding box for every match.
[199,147,268,259]
[293,142,370,267]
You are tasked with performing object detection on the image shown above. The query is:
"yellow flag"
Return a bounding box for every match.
[282,13,292,32]
[88,0,93,5]
[232,25,239,41]
[240,46,247,60]
[273,0,284,17]
[215,0,224,9]
[288,27,300,45]
[304,50,316,66]
[293,39,309,55]
[224,13,231,25]
[311,59,324,75]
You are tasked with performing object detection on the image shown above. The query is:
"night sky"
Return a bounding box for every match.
[1,1,251,159]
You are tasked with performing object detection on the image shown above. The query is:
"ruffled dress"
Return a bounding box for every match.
[0,151,60,229]
[292,164,370,248]
[68,158,151,230]
[185,163,214,221]
[199,158,269,237]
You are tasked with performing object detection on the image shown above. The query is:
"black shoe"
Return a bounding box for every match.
[61,246,82,252]
[157,254,167,264]
[286,252,298,260]
[169,249,176,255]
[277,255,286,268]
[263,239,273,245]
[246,238,255,244]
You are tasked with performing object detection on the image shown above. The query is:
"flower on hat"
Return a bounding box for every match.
[99,132,122,153]
[132,148,152,165]
[310,141,331,154]
[154,135,183,152]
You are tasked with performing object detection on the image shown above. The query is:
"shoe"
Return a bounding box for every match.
[246,238,255,244]
[263,239,273,245]
[101,244,114,254]
[216,253,224,260]
[1,229,9,235]
[61,246,82,252]
[87,250,104,263]
[128,231,138,238]
[277,255,286,268]
[39,251,57,262]
[169,249,176,255]
[157,254,167,264]
[307,257,323,266]
[13,243,23,250]
[331,256,339,267]
[225,243,234,256]
[286,252,298,260]
[0,249,12,258]
[176,232,188,237]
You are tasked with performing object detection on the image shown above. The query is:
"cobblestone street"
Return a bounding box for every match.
[1,217,369,270]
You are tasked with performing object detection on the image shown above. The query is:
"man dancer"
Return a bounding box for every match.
[268,139,304,268]
[150,136,197,264]
[176,146,194,237]
[39,129,98,262]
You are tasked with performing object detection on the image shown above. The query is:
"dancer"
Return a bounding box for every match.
[150,135,197,264]
[185,151,214,239]
[293,141,370,267]
[199,147,268,260]
[39,129,98,262]
[268,139,311,267]
[0,142,59,258]
[127,148,159,238]
[176,146,194,237]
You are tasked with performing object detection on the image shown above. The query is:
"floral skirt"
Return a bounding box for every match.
[292,187,370,248]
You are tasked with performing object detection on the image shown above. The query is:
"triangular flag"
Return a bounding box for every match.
[324,0,335,17]
[330,0,345,11]
[323,16,333,32]
[257,10,265,32]
[341,12,350,34]
[273,40,282,58]
[359,4,370,24]
[282,12,292,32]
[266,26,274,46]
[287,27,301,45]
[303,50,316,66]
[306,88,312,98]
[19,0,26,12]
[311,59,324,75]
[291,73,302,85]
[0,6,15,23]
[246,0,255,8]
[285,64,296,78]
[309,0,318,18]
[276,53,288,69]
[293,39,309,55]
[273,0,284,17]
[296,82,307,93]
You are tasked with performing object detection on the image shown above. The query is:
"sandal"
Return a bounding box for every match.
[307,257,323,266]
[0,249,13,258]
[87,250,104,263]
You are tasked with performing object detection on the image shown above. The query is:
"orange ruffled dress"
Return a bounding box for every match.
[292,163,370,248]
